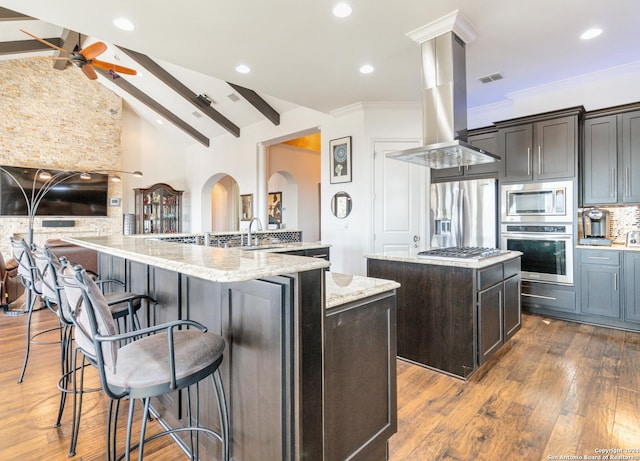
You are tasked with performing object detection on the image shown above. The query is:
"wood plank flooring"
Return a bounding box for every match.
[1,305,640,460]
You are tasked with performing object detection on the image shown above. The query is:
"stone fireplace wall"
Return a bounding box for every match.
[0,58,123,257]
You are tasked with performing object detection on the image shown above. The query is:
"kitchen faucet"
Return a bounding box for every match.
[247,217,262,246]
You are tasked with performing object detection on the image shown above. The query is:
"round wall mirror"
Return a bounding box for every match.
[331,191,352,219]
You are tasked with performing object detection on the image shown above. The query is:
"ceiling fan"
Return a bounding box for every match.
[20,29,137,80]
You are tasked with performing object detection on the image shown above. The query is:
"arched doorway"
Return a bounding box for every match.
[266,135,321,241]
[201,173,240,232]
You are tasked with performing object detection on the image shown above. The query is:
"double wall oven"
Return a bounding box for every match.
[500,181,574,285]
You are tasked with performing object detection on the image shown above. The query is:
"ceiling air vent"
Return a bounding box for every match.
[477,72,504,84]
[227,93,241,102]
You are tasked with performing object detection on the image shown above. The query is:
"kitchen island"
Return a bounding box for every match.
[367,250,521,379]
[64,235,397,461]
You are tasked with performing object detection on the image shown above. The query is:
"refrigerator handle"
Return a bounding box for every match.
[456,188,464,245]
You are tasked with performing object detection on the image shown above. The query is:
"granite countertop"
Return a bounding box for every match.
[128,229,302,239]
[63,235,329,283]
[325,272,400,309]
[240,241,331,252]
[576,243,640,252]
[366,249,523,269]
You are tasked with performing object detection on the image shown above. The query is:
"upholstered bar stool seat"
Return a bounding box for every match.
[60,263,230,461]
[106,330,225,394]
[34,247,155,457]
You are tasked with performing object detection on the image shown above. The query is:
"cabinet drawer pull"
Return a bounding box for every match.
[614,273,617,291]
[587,256,611,260]
[522,293,557,301]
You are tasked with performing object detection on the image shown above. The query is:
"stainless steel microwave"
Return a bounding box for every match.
[501,181,573,222]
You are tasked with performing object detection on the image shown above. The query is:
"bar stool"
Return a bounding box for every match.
[10,237,60,383]
[59,261,230,461]
[34,247,157,457]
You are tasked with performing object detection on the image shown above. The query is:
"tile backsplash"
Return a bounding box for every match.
[579,205,640,243]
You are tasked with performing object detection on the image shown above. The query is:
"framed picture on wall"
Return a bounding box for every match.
[329,136,352,184]
[240,194,253,221]
[268,191,282,225]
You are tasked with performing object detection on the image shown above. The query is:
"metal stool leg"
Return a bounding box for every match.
[54,322,73,427]
[17,290,35,383]
[213,369,230,461]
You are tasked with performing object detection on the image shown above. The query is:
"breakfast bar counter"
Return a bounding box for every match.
[64,236,398,461]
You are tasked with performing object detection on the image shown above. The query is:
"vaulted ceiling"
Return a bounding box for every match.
[1,1,639,147]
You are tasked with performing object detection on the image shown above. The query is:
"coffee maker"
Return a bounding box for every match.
[580,208,611,245]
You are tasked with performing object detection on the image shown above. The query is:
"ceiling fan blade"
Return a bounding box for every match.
[81,64,98,80]
[91,59,137,76]
[80,41,107,60]
[20,29,68,54]
[35,56,70,61]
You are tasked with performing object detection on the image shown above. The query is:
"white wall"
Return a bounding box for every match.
[469,61,640,128]
[182,106,331,234]
[319,103,423,275]
[119,61,640,276]
[267,143,320,240]
[120,105,189,227]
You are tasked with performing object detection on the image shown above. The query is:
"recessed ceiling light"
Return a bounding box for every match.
[333,3,352,18]
[155,119,164,125]
[235,64,251,74]
[580,28,602,40]
[359,64,374,74]
[113,17,135,31]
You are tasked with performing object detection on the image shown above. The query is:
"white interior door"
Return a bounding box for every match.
[373,140,426,255]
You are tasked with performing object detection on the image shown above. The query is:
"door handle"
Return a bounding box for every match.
[413,235,420,242]
[538,146,542,175]
[527,148,531,176]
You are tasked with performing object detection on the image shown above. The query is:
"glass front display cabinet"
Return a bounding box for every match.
[134,183,183,234]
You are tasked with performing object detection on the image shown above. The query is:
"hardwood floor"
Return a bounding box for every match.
[390,314,640,461]
[1,305,639,460]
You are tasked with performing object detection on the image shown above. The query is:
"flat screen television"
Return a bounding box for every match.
[0,165,109,217]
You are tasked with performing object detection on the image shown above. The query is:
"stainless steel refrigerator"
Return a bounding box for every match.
[430,178,498,248]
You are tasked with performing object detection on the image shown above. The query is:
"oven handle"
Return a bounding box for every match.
[501,232,573,240]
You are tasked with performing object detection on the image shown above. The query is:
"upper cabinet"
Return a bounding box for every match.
[134,183,183,234]
[583,106,640,205]
[431,127,499,182]
[497,107,583,182]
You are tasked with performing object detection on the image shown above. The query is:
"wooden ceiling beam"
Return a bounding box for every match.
[95,67,210,147]
[118,47,241,138]
[226,82,280,126]
[0,7,33,21]
[0,37,63,55]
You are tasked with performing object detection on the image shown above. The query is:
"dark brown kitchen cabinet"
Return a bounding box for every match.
[366,255,521,378]
[324,292,397,461]
[579,249,621,319]
[431,127,499,182]
[582,107,640,205]
[477,257,521,364]
[624,251,640,324]
[134,183,183,234]
[478,282,503,363]
[497,107,582,182]
[582,114,618,205]
[620,110,640,203]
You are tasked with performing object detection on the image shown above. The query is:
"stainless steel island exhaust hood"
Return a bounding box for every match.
[387,13,500,169]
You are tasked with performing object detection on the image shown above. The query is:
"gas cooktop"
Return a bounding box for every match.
[417,247,503,261]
